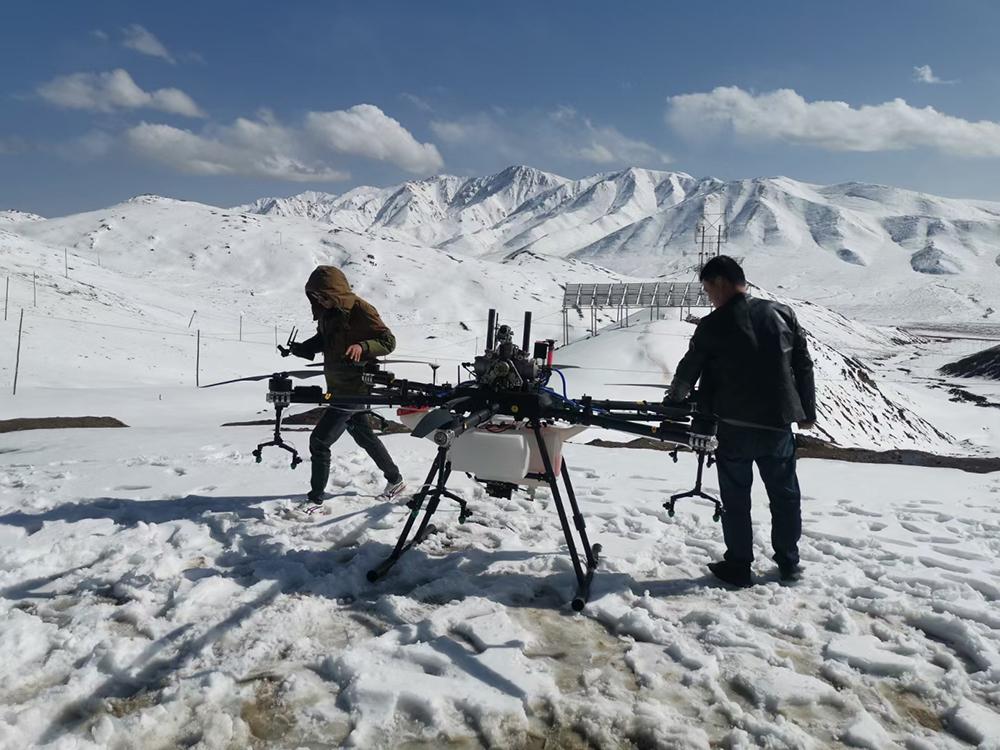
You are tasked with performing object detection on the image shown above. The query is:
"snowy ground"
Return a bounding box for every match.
[3,190,1000,748]
[3,383,1000,749]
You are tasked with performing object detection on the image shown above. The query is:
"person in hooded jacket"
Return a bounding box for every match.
[284,266,406,504]
[665,256,815,588]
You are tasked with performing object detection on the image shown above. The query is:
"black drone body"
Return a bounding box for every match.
[210,309,720,610]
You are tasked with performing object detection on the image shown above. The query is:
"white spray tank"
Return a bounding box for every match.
[396,411,586,487]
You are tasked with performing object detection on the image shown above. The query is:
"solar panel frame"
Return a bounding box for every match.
[562,282,709,308]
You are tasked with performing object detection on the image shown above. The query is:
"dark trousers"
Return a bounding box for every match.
[310,409,401,496]
[715,423,801,567]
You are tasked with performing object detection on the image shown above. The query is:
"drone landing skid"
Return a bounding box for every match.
[367,419,602,612]
[664,451,723,522]
[252,404,303,469]
[365,443,470,581]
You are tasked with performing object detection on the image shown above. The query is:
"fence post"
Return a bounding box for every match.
[13,309,23,395]
[196,329,201,387]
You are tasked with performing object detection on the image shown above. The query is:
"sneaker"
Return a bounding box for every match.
[378,478,407,500]
[284,497,326,518]
[707,560,753,588]
[778,563,802,582]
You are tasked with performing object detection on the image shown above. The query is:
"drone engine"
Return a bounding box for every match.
[471,311,552,391]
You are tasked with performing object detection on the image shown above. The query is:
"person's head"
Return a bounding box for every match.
[699,255,747,308]
[304,266,357,319]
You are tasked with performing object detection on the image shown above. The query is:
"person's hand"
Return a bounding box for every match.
[797,420,816,430]
[345,344,364,362]
[280,342,308,359]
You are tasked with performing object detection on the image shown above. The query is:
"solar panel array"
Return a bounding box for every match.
[562,282,709,309]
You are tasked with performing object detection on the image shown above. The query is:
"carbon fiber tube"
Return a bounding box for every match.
[486,309,496,352]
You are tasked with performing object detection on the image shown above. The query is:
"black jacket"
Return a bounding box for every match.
[668,294,816,427]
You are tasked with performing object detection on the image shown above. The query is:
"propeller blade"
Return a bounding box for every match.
[304,358,432,368]
[605,382,670,389]
[201,370,325,388]
[412,408,457,438]
[202,374,273,387]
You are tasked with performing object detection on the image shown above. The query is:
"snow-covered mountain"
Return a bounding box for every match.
[241,166,1000,323]
[0,209,45,224]
[0,192,973,453]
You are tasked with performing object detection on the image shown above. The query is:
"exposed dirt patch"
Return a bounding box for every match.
[943,385,1000,409]
[0,416,128,433]
[240,676,295,744]
[585,435,1000,474]
[223,407,409,434]
[940,343,1000,379]
[106,690,158,718]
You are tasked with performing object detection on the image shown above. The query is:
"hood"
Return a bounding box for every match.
[305,266,358,311]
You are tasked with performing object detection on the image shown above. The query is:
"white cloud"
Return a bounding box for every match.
[431,107,671,168]
[913,64,956,85]
[666,86,1000,157]
[126,105,442,182]
[127,116,349,182]
[122,24,175,64]
[91,29,109,42]
[306,104,443,173]
[53,130,116,162]
[37,69,204,117]
[401,92,433,112]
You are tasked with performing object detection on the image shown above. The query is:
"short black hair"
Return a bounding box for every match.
[699,255,746,285]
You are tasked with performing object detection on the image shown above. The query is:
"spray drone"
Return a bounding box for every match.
[208,310,720,610]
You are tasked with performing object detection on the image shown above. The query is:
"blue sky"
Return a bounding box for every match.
[3,1,1000,215]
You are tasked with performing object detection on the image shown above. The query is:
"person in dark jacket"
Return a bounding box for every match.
[284,266,406,505]
[666,256,815,587]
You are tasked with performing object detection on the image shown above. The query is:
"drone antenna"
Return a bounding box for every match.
[485,309,496,352]
[521,311,532,353]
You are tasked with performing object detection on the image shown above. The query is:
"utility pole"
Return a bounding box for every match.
[13,309,23,395]
[694,198,727,276]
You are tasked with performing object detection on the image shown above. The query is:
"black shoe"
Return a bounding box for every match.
[778,563,802,582]
[708,560,753,588]
[306,490,325,504]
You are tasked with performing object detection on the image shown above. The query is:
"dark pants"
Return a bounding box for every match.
[310,409,401,496]
[715,423,801,567]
